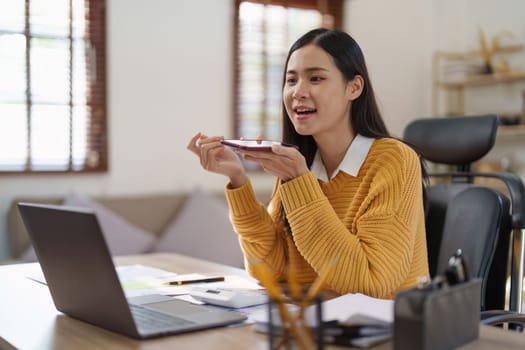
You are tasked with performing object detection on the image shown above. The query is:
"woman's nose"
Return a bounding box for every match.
[292,81,309,100]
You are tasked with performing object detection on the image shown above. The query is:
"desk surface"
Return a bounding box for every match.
[1,253,524,350]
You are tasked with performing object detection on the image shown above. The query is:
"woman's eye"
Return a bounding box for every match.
[286,78,297,84]
[311,76,324,82]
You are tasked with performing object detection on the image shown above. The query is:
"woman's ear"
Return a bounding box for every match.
[346,75,364,101]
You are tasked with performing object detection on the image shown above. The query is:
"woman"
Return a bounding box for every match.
[187,28,428,299]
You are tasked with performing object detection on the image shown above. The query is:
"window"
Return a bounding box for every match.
[234,0,343,140]
[0,0,107,173]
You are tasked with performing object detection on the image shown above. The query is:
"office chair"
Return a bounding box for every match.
[403,114,525,327]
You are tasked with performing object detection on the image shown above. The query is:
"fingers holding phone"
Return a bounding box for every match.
[188,133,222,165]
[187,133,245,178]
[230,140,308,181]
[198,136,224,170]
[187,132,203,156]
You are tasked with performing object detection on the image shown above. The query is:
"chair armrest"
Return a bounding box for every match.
[430,171,525,229]
[480,310,525,330]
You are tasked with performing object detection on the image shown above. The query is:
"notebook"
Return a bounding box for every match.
[17,202,247,339]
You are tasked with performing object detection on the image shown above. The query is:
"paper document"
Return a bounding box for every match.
[251,292,393,326]
[116,264,178,281]
[27,264,183,297]
[319,293,393,325]
[27,263,263,298]
[117,265,262,297]
[251,293,393,348]
[117,264,182,297]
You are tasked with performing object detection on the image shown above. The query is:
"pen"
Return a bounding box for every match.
[165,276,225,286]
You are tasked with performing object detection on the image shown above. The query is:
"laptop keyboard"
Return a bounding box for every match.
[130,304,195,333]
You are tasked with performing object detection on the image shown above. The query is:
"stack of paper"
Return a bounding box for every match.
[251,293,393,348]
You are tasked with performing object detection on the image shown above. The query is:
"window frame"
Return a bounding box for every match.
[233,0,343,141]
[0,0,107,175]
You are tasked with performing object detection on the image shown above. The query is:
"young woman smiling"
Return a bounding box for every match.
[188,29,429,299]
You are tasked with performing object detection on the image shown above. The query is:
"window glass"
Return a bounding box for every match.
[0,0,107,173]
[31,105,70,170]
[30,0,69,37]
[0,34,26,102]
[236,1,323,141]
[0,0,25,33]
[0,104,27,170]
[30,38,70,104]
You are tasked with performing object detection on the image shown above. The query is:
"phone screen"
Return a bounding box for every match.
[221,140,278,151]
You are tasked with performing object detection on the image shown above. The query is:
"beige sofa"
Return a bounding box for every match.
[8,190,272,267]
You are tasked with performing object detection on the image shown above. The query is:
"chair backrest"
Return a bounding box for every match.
[437,186,511,310]
[404,114,498,172]
[403,114,512,311]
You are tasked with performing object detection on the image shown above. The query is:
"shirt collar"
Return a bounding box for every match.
[311,134,375,182]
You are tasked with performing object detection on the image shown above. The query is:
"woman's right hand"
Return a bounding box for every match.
[187,132,247,188]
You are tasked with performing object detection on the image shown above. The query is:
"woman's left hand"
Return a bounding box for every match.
[239,144,309,182]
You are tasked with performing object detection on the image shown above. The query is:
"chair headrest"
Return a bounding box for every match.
[403,115,499,165]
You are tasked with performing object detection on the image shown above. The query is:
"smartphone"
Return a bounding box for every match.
[221,139,297,151]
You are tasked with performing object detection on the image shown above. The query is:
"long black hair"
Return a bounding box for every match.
[276,29,428,232]
[281,28,389,168]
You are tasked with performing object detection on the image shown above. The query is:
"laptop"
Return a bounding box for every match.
[17,202,247,339]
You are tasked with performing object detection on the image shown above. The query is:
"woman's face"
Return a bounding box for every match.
[283,44,354,139]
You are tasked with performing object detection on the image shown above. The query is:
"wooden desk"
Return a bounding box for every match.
[1,253,524,350]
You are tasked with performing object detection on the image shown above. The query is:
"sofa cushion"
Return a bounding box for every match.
[151,190,244,268]
[20,192,157,261]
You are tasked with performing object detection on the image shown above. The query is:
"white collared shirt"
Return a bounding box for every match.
[311,134,375,182]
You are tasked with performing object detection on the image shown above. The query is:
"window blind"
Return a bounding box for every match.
[234,0,343,141]
[0,0,107,173]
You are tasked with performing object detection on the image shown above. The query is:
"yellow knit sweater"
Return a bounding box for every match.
[225,138,429,299]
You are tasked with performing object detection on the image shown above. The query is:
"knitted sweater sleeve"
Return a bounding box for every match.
[281,144,424,298]
[225,179,288,278]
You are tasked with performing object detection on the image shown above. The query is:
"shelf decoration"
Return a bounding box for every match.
[478,28,494,74]
[432,28,525,116]
[478,29,522,75]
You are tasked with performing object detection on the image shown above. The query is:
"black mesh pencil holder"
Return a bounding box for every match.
[267,293,324,350]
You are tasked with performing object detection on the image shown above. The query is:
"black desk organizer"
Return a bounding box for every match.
[394,278,481,350]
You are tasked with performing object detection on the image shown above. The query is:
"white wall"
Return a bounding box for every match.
[0,0,274,259]
[1,0,524,259]
[345,0,433,138]
[346,0,525,176]
[106,0,237,192]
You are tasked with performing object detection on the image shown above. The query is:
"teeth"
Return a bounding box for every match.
[296,108,315,113]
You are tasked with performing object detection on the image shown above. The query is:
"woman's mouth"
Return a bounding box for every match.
[294,107,316,120]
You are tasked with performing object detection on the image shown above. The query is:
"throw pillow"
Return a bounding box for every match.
[20,192,157,262]
[151,190,244,268]
[20,243,37,262]
[63,192,157,256]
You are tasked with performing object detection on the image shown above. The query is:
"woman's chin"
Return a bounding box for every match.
[294,127,313,136]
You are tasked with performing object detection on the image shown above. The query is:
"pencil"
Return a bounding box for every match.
[165,276,225,286]
[305,257,338,301]
[251,262,282,300]
[286,263,302,301]
[252,262,315,350]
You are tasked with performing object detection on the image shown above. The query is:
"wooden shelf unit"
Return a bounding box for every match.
[431,46,525,140]
[432,45,525,116]
[436,70,525,89]
[498,124,525,137]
